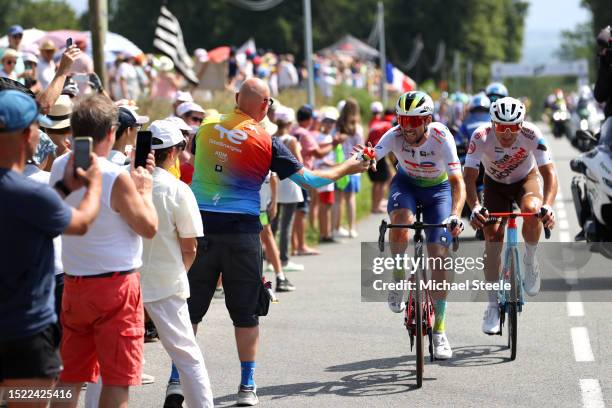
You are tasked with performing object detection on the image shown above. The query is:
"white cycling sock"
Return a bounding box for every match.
[277,271,286,281]
[525,243,537,264]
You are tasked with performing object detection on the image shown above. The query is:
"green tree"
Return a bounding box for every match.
[108,0,527,90]
[2,0,79,33]
[582,0,612,38]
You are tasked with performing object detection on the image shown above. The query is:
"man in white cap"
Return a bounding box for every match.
[108,106,149,166]
[177,101,205,134]
[141,120,214,408]
[168,91,194,118]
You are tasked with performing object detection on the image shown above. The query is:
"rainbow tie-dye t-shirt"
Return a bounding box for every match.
[191,109,273,216]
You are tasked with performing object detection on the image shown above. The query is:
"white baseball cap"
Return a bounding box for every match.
[149,120,185,150]
[177,101,205,117]
[370,101,383,113]
[320,106,339,121]
[175,91,193,103]
[274,106,295,123]
[166,116,193,133]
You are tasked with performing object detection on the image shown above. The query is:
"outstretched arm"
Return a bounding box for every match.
[289,155,368,189]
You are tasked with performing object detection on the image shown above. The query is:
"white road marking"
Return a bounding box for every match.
[555,201,566,210]
[557,208,568,219]
[560,231,572,242]
[560,219,570,230]
[557,192,564,200]
[565,269,579,286]
[571,327,595,362]
[580,379,605,408]
[566,292,584,316]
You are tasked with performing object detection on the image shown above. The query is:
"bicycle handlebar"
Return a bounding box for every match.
[482,211,551,240]
[378,220,460,252]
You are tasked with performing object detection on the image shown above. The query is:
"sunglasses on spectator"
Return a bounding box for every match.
[10,34,23,39]
[189,116,203,123]
[494,122,522,133]
[3,60,16,65]
[263,97,274,107]
[398,115,428,129]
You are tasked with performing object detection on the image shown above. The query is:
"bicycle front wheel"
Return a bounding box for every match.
[415,271,424,388]
[507,248,519,361]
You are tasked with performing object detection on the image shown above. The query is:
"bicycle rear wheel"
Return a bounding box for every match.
[415,272,424,388]
[507,249,519,360]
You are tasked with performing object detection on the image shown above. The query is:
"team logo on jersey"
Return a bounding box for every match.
[494,146,504,153]
[522,127,536,140]
[420,150,435,157]
[468,141,476,154]
[214,151,228,163]
[214,124,249,145]
[215,164,223,172]
[489,147,528,179]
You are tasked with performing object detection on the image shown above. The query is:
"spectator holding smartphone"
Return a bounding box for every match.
[49,94,158,408]
[0,90,102,403]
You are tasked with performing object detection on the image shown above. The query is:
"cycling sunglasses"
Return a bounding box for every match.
[398,115,428,129]
[494,122,522,133]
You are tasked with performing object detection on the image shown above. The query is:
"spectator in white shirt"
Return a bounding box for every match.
[141,120,213,408]
[38,40,58,89]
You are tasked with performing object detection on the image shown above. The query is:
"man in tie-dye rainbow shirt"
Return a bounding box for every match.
[175,78,369,406]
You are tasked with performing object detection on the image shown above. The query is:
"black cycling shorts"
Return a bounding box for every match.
[187,233,263,327]
[0,323,62,381]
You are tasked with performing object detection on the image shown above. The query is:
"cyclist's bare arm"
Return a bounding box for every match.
[464,167,486,228]
[539,163,558,208]
[539,163,558,229]
[448,173,466,217]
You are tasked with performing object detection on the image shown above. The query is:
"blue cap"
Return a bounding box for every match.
[0,90,52,132]
[8,25,23,36]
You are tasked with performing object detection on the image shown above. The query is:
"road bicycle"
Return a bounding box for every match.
[377,204,458,388]
[481,210,550,360]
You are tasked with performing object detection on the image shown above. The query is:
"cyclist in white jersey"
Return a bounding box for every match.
[464,97,558,334]
[370,91,466,360]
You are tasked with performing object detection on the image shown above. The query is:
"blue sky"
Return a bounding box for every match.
[67,0,589,62]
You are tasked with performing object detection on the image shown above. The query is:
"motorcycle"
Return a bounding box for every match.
[551,105,571,138]
[570,119,612,258]
[568,99,605,150]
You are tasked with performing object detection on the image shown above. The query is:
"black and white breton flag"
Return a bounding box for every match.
[153,5,199,85]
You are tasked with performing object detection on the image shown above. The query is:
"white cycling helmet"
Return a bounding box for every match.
[490,97,526,125]
[396,91,434,116]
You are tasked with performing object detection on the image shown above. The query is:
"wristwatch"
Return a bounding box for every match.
[54,180,72,197]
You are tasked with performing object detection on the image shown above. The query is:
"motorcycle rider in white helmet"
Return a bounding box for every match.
[464,97,558,334]
[366,91,466,360]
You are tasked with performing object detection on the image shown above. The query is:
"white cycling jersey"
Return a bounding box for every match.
[464,121,553,184]
[374,122,461,187]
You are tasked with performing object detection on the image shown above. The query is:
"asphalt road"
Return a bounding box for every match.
[82,126,610,407]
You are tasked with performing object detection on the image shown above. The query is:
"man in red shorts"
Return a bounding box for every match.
[50,95,158,408]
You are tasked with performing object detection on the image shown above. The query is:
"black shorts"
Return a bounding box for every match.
[296,188,310,213]
[368,156,390,183]
[187,233,263,327]
[0,323,62,381]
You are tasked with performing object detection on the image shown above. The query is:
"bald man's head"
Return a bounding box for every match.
[236,78,271,122]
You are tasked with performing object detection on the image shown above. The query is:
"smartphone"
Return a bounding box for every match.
[66,37,73,48]
[73,137,92,172]
[135,130,152,169]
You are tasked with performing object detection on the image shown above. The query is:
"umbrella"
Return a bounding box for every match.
[319,35,380,61]
[207,46,231,64]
